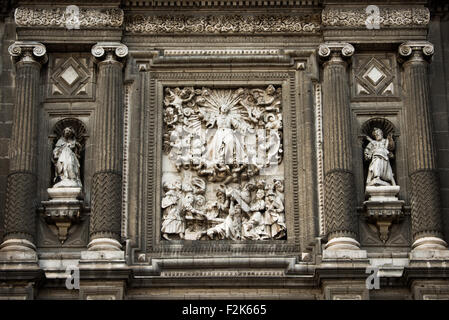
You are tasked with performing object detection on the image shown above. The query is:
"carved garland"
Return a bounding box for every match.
[322,7,430,27]
[125,14,320,34]
[14,7,124,28]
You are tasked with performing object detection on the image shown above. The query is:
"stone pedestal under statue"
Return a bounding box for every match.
[364,186,404,243]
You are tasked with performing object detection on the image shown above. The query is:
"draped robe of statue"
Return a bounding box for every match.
[364,128,396,186]
[53,127,82,188]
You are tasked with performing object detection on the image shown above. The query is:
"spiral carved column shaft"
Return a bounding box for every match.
[89,43,128,250]
[1,42,46,250]
[399,41,447,250]
[318,43,360,250]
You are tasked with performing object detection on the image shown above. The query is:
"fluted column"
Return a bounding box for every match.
[0,42,47,255]
[88,43,128,251]
[318,42,360,250]
[399,41,447,250]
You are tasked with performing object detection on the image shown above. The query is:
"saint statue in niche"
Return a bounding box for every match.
[364,127,396,187]
[52,127,82,188]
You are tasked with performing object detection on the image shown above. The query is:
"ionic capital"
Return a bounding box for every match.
[91,42,128,65]
[318,42,355,63]
[8,41,47,66]
[398,41,434,63]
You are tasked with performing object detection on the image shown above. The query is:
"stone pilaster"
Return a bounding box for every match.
[88,42,128,252]
[318,42,360,251]
[0,42,47,258]
[399,41,447,250]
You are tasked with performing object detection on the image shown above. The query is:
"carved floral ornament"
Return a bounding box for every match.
[14,7,124,28]
[14,7,430,31]
[125,14,320,34]
[322,7,430,27]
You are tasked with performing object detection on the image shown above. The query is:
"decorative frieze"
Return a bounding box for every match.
[14,7,124,28]
[125,14,320,34]
[322,7,430,28]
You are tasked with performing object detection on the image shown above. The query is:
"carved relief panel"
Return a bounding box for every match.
[132,69,303,258]
[161,86,285,241]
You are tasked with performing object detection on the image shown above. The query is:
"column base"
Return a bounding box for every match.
[412,237,447,250]
[81,238,124,263]
[0,239,37,263]
[410,237,449,260]
[322,237,367,259]
[324,237,361,250]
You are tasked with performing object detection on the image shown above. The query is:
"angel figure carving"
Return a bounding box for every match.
[52,127,82,188]
[197,88,253,166]
[364,127,396,187]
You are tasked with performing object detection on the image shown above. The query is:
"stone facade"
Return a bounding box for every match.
[0,0,449,300]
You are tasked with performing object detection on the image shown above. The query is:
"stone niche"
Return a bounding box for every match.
[41,118,87,244]
[361,118,404,243]
[161,86,286,241]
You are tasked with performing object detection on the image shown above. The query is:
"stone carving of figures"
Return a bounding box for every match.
[52,127,82,188]
[273,179,284,203]
[207,202,242,240]
[264,191,286,239]
[161,180,184,240]
[364,127,396,186]
[182,193,206,220]
[164,87,195,115]
[242,188,269,240]
[251,85,281,113]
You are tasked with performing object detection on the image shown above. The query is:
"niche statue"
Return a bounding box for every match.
[364,127,396,187]
[52,127,82,188]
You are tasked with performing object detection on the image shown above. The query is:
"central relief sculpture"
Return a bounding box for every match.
[161,86,285,241]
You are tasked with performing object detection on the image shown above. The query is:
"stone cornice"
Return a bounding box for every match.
[125,14,321,34]
[322,7,430,28]
[14,7,124,28]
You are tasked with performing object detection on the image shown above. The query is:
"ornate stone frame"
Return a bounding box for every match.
[129,67,309,261]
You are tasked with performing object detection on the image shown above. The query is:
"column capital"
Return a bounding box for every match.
[318,42,355,62]
[8,41,47,66]
[91,42,128,63]
[398,41,434,62]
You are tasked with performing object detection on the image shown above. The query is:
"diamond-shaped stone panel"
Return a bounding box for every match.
[48,55,93,99]
[352,55,397,99]
[60,65,80,86]
[364,66,385,86]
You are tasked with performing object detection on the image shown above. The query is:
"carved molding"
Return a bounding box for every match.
[164,49,280,56]
[125,0,319,7]
[322,7,430,28]
[14,7,124,28]
[125,14,320,34]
